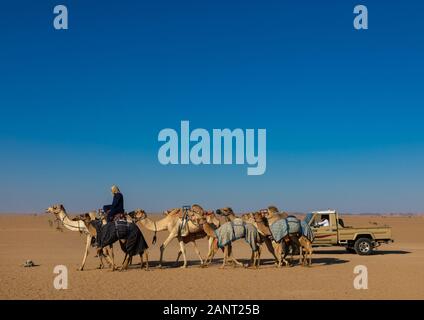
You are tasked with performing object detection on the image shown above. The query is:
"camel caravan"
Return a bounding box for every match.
[46,203,315,271]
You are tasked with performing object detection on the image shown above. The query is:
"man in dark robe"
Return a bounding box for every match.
[103,185,124,222]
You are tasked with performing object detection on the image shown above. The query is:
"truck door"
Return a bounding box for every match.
[311,214,335,245]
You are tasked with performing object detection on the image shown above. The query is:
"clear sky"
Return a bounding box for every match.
[0,0,423,213]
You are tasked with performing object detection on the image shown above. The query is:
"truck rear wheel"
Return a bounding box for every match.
[354,238,373,255]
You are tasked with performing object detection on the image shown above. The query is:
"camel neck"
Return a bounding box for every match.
[138,216,168,231]
[203,222,216,237]
[267,215,281,226]
[256,221,271,236]
[58,210,86,232]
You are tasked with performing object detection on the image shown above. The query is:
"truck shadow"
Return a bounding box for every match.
[372,250,410,255]
[313,249,410,255]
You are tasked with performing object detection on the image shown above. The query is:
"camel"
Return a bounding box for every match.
[243,212,291,267]
[216,207,278,263]
[46,204,115,271]
[79,213,149,271]
[194,214,261,269]
[130,206,209,268]
[264,207,305,267]
[298,235,313,266]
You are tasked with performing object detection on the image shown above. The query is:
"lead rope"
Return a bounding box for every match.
[152,221,157,245]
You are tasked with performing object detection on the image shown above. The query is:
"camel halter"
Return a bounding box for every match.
[56,212,85,233]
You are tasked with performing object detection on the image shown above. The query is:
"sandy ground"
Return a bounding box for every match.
[0,213,423,300]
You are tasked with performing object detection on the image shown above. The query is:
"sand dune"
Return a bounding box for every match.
[0,214,423,299]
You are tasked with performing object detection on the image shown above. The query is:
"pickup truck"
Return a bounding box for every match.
[305,210,394,255]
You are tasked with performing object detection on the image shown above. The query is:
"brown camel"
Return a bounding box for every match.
[216,207,278,263]
[46,204,115,271]
[130,206,208,268]
[243,211,291,267]
[194,214,261,269]
[264,206,303,267]
[298,236,313,266]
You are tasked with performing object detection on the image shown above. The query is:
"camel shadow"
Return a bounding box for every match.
[309,257,349,266]
[127,259,207,269]
[119,256,350,269]
[258,257,349,267]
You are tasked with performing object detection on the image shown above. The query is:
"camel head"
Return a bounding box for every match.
[215,207,234,217]
[74,213,94,227]
[241,212,254,223]
[190,211,207,227]
[46,204,66,216]
[254,211,268,225]
[187,208,204,223]
[163,208,180,216]
[264,206,279,219]
[202,210,219,227]
[191,204,204,215]
[130,209,147,221]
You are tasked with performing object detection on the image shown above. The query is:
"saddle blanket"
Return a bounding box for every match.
[93,220,148,256]
[270,217,315,243]
[270,216,301,243]
[214,218,259,251]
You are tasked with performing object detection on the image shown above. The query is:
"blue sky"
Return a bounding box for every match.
[0,0,423,213]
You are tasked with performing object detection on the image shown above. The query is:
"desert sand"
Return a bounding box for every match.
[0,213,423,299]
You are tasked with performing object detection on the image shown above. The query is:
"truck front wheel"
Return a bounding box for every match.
[354,238,373,255]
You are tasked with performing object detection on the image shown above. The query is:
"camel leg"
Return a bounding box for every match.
[204,238,217,266]
[178,240,188,268]
[282,242,291,267]
[248,250,257,269]
[192,241,204,266]
[252,250,260,268]
[122,253,128,266]
[307,242,313,266]
[228,245,243,267]
[103,245,115,271]
[120,254,130,271]
[78,235,92,271]
[143,251,149,270]
[274,243,283,267]
[109,245,115,270]
[300,245,305,266]
[220,245,229,269]
[298,238,304,265]
[264,237,278,264]
[204,237,215,265]
[175,250,182,265]
[255,247,261,268]
[159,231,178,268]
[292,236,301,265]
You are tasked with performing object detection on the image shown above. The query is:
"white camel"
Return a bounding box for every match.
[46,204,114,270]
